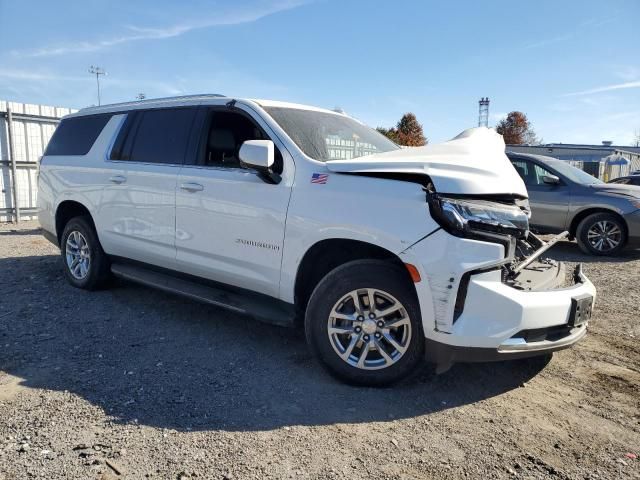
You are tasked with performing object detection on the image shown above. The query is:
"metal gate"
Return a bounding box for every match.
[0,100,76,222]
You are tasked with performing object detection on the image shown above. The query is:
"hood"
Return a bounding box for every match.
[590,182,640,198]
[325,127,528,197]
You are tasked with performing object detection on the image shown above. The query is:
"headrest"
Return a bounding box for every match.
[208,129,235,152]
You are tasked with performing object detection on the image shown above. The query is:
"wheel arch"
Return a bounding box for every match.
[569,207,628,238]
[55,200,95,244]
[293,238,415,321]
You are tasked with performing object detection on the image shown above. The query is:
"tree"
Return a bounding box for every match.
[376,126,398,143]
[377,113,427,146]
[496,111,540,145]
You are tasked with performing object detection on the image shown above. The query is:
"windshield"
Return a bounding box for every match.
[264,107,400,162]
[547,159,604,185]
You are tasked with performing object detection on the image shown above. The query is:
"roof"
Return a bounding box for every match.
[507,143,640,157]
[73,94,343,118]
[251,99,343,115]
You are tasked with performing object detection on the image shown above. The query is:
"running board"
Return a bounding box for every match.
[110,263,295,327]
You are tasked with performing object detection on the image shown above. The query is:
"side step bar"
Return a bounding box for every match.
[111,263,295,327]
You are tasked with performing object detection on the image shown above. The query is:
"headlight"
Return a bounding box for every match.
[430,195,529,238]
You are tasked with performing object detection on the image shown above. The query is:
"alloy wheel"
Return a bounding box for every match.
[65,231,91,280]
[587,220,622,252]
[327,288,412,370]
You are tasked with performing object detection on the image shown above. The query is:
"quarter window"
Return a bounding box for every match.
[44,114,112,156]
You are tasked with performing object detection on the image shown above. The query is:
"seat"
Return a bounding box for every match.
[207,128,238,166]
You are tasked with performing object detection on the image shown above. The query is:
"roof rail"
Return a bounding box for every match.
[78,93,227,112]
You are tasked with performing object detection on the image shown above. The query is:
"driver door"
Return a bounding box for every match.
[511,158,571,232]
[174,105,294,298]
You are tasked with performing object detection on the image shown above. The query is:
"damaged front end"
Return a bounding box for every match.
[424,187,588,324]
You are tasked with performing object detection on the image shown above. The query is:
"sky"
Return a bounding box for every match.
[0,0,639,145]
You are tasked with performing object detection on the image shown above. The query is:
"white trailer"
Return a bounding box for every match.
[0,100,77,222]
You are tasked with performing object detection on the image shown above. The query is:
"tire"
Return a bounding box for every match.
[576,212,626,256]
[304,259,425,386]
[60,216,111,290]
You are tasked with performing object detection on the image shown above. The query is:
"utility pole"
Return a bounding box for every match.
[88,66,106,105]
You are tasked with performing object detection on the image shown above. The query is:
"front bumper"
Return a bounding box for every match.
[400,230,596,368]
[623,209,640,247]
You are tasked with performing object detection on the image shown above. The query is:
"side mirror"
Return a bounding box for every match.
[239,140,280,184]
[542,174,560,185]
[239,140,274,170]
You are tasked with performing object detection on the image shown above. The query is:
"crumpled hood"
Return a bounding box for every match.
[326,127,528,197]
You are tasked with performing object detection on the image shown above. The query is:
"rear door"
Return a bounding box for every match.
[98,107,197,267]
[511,158,571,232]
[174,104,294,297]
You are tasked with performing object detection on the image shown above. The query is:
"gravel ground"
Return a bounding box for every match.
[0,221,638,480]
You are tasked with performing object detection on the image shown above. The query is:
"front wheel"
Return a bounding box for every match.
[305,260,425,386]
[576,212,626,256]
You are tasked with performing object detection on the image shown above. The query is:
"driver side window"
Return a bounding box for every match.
[199,110,283,173]
[512,159,556,186]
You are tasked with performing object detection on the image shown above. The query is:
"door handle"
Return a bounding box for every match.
[180,182,204,192]
[109,175,127,184]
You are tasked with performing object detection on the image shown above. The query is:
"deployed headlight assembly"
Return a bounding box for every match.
[430,195,529,238]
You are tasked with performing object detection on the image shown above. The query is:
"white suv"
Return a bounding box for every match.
[38,94,596,385]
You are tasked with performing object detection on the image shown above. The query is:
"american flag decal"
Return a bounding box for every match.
[311,173,329,184]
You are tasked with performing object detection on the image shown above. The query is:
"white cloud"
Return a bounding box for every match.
[0,68,85,82]
[524,33,574,49]
[11,0,308,58]
[563,81,640,96]
[614,65,640,82]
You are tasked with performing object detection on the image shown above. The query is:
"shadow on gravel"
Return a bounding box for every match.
[545,240,640,264]
[0,254,549,432]
[0,228,42,237]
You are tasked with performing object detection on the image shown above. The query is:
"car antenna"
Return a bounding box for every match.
[226,99,237,109]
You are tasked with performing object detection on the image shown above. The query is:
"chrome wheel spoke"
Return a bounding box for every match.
[328,325,353,335]
[374,339,393,365]
[341,335,359,360]
[385,316,410,329]
[331,312,357,322]
[349,292,364,315]
[357,342,370,368]
[383,332,407,354]
[377,304,401,318]
[366,289,377,313]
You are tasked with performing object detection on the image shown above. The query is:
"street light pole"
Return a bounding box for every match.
[88,65,106,105]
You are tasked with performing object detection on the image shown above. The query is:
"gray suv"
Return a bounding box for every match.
[507,152,640,255]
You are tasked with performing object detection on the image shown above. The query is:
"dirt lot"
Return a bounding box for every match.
[0,221,638,480]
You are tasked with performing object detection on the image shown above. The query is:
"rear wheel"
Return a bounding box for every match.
[305,260,424,386]
[60,216,111,290]
[576,212,626,256]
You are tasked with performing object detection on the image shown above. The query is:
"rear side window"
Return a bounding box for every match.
[112,108,195,164]
[44,114,112,156]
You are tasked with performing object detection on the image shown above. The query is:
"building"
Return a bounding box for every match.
[0,100,76,222]
[507,141,640,181]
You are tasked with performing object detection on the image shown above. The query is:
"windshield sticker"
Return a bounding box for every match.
[311,173,329,184]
